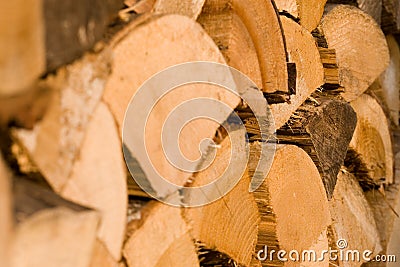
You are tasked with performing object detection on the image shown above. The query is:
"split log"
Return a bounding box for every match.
[89,239,120,267]
[197,1,263,88]
[326,0,382,24]
[271,16,324,129]
[197,0,289,95]
[320,5,390,101]
[123,202,199,267]
[250,144,331,266]
[364,152,400,263]
[60,102,127,261]
[329,171,382,266]
[183,134,259,266]
[11,178,99,267]
[243,96,357,199]
[0,154,12,267]
[381,0,400,33]
[346,94,393,186]
[378,35,400,126]
[0,0,45,96]
[274,0,327,31]
[104,14,240,199]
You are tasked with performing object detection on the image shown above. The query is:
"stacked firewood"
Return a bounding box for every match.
[1,0,400,266]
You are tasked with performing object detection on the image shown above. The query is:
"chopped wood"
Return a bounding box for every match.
[89,239,120,267]
[154,0,206,19]
[11,178,99,267]
[327,0,382,24]
[329,171,382,266]
[382,0,400,33]
[60,102,127,261]
[271,16,324,129]
[346,94,394,187]
[123,202,199,267]
[320,5,390,101]
[275,0,327,31]
[0,0,45,96]
[250,144,331,266]
[0,154,12,267]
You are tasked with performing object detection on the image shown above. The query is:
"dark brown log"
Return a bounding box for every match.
[239,95,357,199]
[381,0,400,33]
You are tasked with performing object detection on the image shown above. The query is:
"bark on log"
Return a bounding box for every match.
[381,0,400,34]
[123,202,199,267]
[11,178,100,267]
[320,5,390,101]
[275,0,327,31]
[197,0,289,95]
[250,144,331,267]
[0,0,45,96]
[271,16,324,129]
[346,94,394,187]
[329,171,382,266]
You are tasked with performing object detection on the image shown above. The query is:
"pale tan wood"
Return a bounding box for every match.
[123,202,199,267]
[379,35,400,126]
[104,15,239,193]
[0,0,45,96]
[60,102,127,261]
[320,5,390,101]
[14,52,112,192]
[271,16,324,129]
[154,0,205,19]
[184,135,259,266]
[0,154,12,267]
[329,171,382,266]
[89,239,120,267]
[275,0,327,31]
[198,2,263,88]
[250,144,331,266]
[349,94,393,184]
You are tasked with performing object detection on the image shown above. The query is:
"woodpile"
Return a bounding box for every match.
[1,0,400,267]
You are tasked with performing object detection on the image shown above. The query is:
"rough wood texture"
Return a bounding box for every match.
[378,35,400,126]
[198,0,263,88]
[184,135,259,266]
[14,52,111,192]
[11,178,99,267]
[327,0,382,23]
[275,0,327,31]
[273,96,356,199]
[271,16,324,129]
[382,0,400,33]
[346,94,394,187]
[123,202,199,267]
[250,144,331,266]
[0,0,45,96]
[60,102,127,260]
[329,171,382,266]
[320,5,390,101]
[105,15,240,198]
[154,0,205,19]
[0,154,12,267]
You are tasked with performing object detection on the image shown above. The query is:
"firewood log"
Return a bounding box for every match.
[197,0,290,95]
[89,239,120,267]
[250,143,331,266]
[10,178,100,267]
[326,0,382,24]
[154,0,206,19]
[320,5,390,101]
[274,0,327,31]
[0,0,45,96]
[381,0,400,33]
[123,201,199,267]
[346,94,394,186]
[329,171,382,266]
[271,16,324,129]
